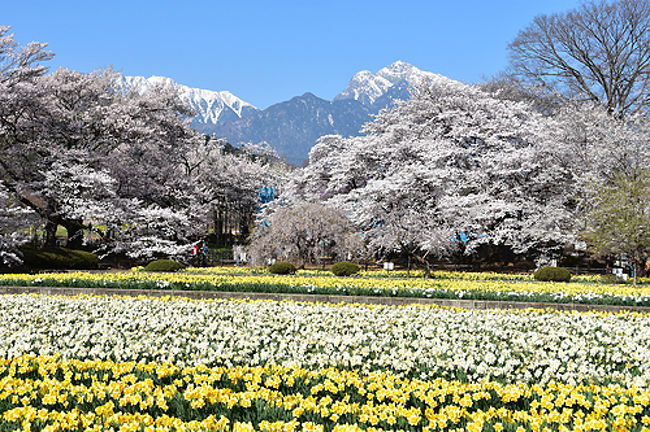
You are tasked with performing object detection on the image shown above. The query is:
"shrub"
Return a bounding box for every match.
[268,261,296,275]
[533,266,572,282]
[19,247,99,270]
[601,273,627,284]
[143,259,186,272]
[331,261,360,277]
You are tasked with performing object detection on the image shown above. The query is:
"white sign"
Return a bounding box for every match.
[383,262,394,271]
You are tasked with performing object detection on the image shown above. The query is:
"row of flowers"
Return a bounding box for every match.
[179,266,647,285]
[0,294,648,387]
[1,271,650,306]
[1,355,649,432]
[177,267,537,281]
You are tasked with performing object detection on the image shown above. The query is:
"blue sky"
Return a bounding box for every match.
[6,1,581,109]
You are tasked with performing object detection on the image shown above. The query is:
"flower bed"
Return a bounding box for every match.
[1,270,650,306]
[180,266,536,281]
[1,355,649,432]
[181,266,649,285]
[0,294,648,386]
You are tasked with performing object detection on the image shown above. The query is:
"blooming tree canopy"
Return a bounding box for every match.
[0,27,276,262]
[290,79,581,266]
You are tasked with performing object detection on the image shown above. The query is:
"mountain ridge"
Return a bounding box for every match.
[118,74,259,127]
[121,62,455,165]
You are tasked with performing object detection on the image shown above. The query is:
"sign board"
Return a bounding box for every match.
[383,262,394,271]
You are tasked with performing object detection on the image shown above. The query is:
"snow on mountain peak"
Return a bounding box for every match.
[118,75,257,124]
[377,60,424,81]
[380,60,413,74]
[335,61,449,106]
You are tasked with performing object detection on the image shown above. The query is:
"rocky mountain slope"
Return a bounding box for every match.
[118,75,259,129]
[122,62,454,165]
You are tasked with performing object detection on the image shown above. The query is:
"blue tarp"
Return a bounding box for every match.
[452,232,486,243]
[258,186,276,204]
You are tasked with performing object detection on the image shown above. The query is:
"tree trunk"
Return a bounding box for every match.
[634,261,639,286]
[62,220,86,250]
[44,220,58,248]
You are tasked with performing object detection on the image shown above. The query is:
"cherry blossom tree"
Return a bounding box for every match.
[1,65,202,257]
[0,26,52,264]
[0,181,38,266]
[291,78,578,268]
[550,103,650,186]
[550,103,650,278]
[0,28,276,261]
[247,201,364,267]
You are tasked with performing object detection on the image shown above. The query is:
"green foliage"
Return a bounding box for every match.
[143,259,186,272]
[583,169,650,285]
[19,247,99,270]
[600,274,617,284]
[268,261,296,275]
[331,261,360,277]
[533,266,572,282]
[600,274,627,284]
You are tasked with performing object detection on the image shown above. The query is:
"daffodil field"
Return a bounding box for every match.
[0,270,649,431]
[1,294,650,431]
[179,268,535,281]
[2,295,649,385]
[2,355,650,432]
[0,270,649,307]
[177,268,601,283]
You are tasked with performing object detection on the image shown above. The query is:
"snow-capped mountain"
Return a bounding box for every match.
[212,61,457,164]
[120,62,457,165]
[335,60,447,106]
[118,75,259,127]
[213,93,371,165]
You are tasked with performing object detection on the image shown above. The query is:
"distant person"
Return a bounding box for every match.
[233,245,242,266]
[191,244,199,266]
[201,242,208,266]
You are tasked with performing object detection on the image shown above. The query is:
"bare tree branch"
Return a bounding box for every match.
[509,0,650,117]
